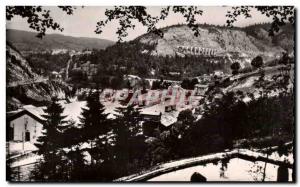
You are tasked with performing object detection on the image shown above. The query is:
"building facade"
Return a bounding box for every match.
[7,110,44,144]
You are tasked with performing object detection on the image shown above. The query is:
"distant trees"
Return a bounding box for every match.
[279,52,293,65]
[110,75,124,90]
[151,78,171,90]
[181,78,199,89]
[26,53,70,76]
[251,56,263,69]
[69,69,87,84]
[230,62,241,75]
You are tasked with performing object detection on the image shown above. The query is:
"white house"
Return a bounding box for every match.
[7,107,45,144]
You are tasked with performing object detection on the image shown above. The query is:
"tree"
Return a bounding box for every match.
[226,6,294,36]
[177,109,195,127]
[112,105,147,176]
[95,6,203,42]
[251,56,263,69]
[6,6,294,41]
[110,75,123,89]
[230,62,241,75]
[69,69,87,84]
[34,97,68,181]
[79,90,110,164]
[181,78,192,89]
[6,6,75,38]
[279,52,293,65]
[169,109,196,158]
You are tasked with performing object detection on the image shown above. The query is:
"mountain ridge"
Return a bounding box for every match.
[6,29,115,54]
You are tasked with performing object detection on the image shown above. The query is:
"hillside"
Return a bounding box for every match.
[6,42,38,84]
[6,43,71,111]
[135,24,294,59]
[6,29,115,54]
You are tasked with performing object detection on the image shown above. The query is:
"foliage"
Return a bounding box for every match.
[251,56,263,69]
[95,6,203,42]
[230,62,241,75]
[112,105,147,176]
[226,6,294,36]
[7,6,294,41]
[69,42,228,87]
[6,6,75,38]
[26,52,70,75]
[33,97,69,181]
[78,90,110,163]
[181,78,199,90]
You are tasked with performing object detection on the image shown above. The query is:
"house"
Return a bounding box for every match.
[140,104,163,122]
[6,100,123,145]
[7,106,45,143]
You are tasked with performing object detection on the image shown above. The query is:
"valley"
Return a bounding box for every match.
[6,22,295,182]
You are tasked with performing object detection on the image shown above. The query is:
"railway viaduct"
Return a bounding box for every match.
[176,46,219,56]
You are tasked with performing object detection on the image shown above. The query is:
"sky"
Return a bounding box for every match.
[6,6,273,42]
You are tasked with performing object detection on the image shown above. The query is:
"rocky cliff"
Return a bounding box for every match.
[136,24,294,59]
[6,43,70,111]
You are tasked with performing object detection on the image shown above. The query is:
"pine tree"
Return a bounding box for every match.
[33,97,68,181]
[79,90,110,164]
[113,105,146,176]
[60,120,87,181]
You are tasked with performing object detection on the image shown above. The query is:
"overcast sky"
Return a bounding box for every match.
[6,6,273,41]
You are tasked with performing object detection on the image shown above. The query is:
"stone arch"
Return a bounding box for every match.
[200,48,203,55]
[196,47,200,55]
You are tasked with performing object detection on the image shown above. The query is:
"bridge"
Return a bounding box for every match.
[176,46,220,56]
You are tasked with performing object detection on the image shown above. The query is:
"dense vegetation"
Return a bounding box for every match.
[26,52,70,76]
[69,42,228,87]
[29,62,294,181]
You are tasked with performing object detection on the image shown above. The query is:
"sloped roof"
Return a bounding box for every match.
[7,110,45,125]
[23,105,46,120]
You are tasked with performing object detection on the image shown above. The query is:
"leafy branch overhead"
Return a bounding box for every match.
[6,6,295,41]
[95,6,203,42]
[6,6,75,38]
[226,6,295,36]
